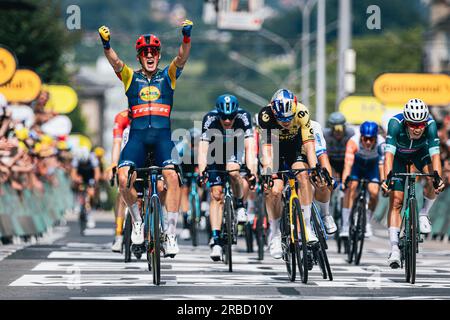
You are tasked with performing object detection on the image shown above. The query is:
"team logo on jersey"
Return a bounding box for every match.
[262,112,270,123]
[139,86,160,101]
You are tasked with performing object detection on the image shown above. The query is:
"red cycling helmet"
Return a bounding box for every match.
[135,34,161,52]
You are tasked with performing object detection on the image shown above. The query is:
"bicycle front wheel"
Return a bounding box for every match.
[354,203,366,265]
[293,198,308,284]
[224,196,233,272]
[281,200,296,282]
[255,198,265,261]
[150,196,161,285]
[409,198,418,284]
[190,195,198,247]
[123,211,132,263]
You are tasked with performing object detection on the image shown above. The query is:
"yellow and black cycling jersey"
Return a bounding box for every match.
[256,102,315,147]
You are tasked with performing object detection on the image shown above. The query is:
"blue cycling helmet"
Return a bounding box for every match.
[270,89,296,122]
[215,94,239,118]
[360,121,378,137]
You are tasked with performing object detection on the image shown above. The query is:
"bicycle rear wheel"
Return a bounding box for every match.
[409,198,418,284]
[150,196,161,285]
[123,211,132,263]
[312,206,333,281]
[224,196,233,272]
[293,198,308,284]
[281,200,296,282]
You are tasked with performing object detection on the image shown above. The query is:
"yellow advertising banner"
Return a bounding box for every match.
[373,73,450,105]
[0,69,42,103]
[43,85,78,114]
[0,46,17,85]
[339,96,402,125]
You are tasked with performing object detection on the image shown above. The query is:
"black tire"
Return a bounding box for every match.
[401,213,410,282]
[123,212,132,263]
[354,203,366,265]
[281,199,296,282]
[293,198,308,284]
[245,222,254,253]
[409,198,417,284]
[79,205,87,236]
[312,206,333,281]
[190,195,198,247]
[225,196,233,272]
[256,204,265,261]
[150,196,161,285]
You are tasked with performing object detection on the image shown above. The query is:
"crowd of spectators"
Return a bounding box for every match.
[0,91,73,198]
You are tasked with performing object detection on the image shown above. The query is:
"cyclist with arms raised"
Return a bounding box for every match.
[98,19,193,257]
[382,99,445,268]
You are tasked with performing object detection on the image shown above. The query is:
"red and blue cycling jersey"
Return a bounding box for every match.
[116,60,182,130]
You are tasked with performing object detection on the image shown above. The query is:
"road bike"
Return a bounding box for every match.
[345,178,380,265]
[127,163,180,285]
[203,168,241,272]
[388,164,436,284]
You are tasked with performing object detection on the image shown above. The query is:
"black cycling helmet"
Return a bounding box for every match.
[327,112,346,130]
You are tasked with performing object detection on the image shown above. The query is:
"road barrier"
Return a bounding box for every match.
[0,169,74,242]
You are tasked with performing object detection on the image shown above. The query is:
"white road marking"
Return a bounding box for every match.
[82,229,115,236]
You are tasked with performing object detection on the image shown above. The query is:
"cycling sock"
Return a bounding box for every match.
[342,208,350,227]
[115,217,124,236]
[419,196,436,217]
[389,227,400,248]
[212,229,221,245]
[182,212,189,228]
[269,217,281,238]
[317,200,330,218]
[301,204,312,230]
[130,203,142,224]
[167,211,178,236]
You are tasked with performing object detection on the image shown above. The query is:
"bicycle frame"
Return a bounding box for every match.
[283,176,306,243]
[312,202,328,241]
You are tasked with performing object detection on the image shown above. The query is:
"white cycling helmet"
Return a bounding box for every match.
[403,98,429,123]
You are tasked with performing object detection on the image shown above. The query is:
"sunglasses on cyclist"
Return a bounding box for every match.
[362,136,376,143]
[220,113,237,121]
[138,46,160,57]
[406,121,427,129]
